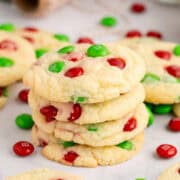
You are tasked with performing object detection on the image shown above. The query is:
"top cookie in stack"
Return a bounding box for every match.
[24,43,149,167]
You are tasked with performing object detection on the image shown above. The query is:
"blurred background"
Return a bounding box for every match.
[0,0,179,42]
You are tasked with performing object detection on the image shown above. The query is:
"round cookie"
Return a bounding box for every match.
[31,103,148,146]
[157,162,180,180]
[28,83,145,125]
[6,168,82,180]
[24,43,145,103]
[173,104,180,117]
[0,87,8,108]
[0,31,36,86]
[32,126,144,167]
[120,40,180,104]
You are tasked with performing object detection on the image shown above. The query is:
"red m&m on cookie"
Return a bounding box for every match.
[154,50,171,60]
[63,151,79,163]
[68,103,82,122]
[165,65,180,78]
[107,57,126,69]
[123,117,137,132]
[64,67,84,78]
[77,37,94,44]
[23,27,39,32]
[0,40,17,51]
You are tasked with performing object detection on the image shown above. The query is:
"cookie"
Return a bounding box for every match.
[173,104,180,117]
[31,103,148,146]
[120,40,180,104]
[0,31,36,86]
[157,162,180,180]
[28,83,145,125]
[24,43,145,103]
[32,126,144,167]
[6,168,82,180]
[0,87,8,108]
[15,26,69,58]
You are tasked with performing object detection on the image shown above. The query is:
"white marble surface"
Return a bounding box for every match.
[0,0,180,180]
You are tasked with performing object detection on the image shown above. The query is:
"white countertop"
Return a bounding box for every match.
[0,0,180,179]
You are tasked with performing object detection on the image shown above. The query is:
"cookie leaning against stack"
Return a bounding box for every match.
[120,38,180,116]
[24,43,148,167]
[0,30,36,108]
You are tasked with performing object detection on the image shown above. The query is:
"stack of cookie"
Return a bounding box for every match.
[24,43,149,167]
[120,38,180,117]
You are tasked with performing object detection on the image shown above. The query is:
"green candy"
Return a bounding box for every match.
[54,33,70,42]
[145,105,154,127]
[62,141,77,148]
[135,178,145,180]
[145,103,153,110]
[0,57,14,67]
[35,48,48,58]
[87,44,109,57]
[141,73,160,83]
[100,16,117,27]
[116,140,133,150]
[173,44,180,56]
[58,45,74,54]
[71,96,87,103]
[15,113,34,129]
[48,61,65,73]
[0,23,15,32]
[152,104,172,114]
[2,87,8,97]
[87,125,98,132]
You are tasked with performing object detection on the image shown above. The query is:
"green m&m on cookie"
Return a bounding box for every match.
[87,124,98,132]
[35,48,49,58]
[71,96,88,103]
[48,61,65,73]
[173,44,180,56]
[87,44,109,57]
[15,113,34,129]
[54,34,70,42]
[100,16,117,27]
[0,23,15,32]
[58,45,75,54]
[141,73,160,83]
[0,57,14,67]
[116,140,133,150]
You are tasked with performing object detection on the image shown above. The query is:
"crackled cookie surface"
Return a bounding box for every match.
[6,168,82,180]
[0,31,36,86]
[173,104,180,117]
[32,126,144,167]
[120,40,180,104]
[157,163,180,180]
[31,103,148,146]
[0,87,8,108]
[24,43,145,103]
[29,83,145,124]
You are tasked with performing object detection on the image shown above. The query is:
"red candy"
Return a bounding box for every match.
[178,168,180,174]
[0,87,3,96]
[146,31,162,39]
[23,27,39,32]
[40,105,58,122]
[125,30,142,38]
[18,89,29,103]
[165,65,180,78]
[107,57,126,69]
[64,67,84,78]
[23,36,35,44]
[123,117,137,132]
[156,144,177,159]
[64,52,84,62]
[13,141,34,157]
[68,103,82,122]
[39,139,48,147]
[0,40,17,51]
[168,118,180,132]
[77,37,94,44]
[63,151,79,163]
[154,50,171,60]
[131,3,146,13]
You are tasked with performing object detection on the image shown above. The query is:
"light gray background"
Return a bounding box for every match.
[0,0,180,179]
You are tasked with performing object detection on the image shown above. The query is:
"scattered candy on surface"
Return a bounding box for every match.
[18,89,29,103]
[146,105,154,127]
[130,3,146,14]
[125,30,142,38]
[152,104,172,114]
[146,31,162,39]
[13,141,34,157]
[100,16,117,27]
[15,113,34,129]
[156,144,177,159]
[168,117,180,132]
